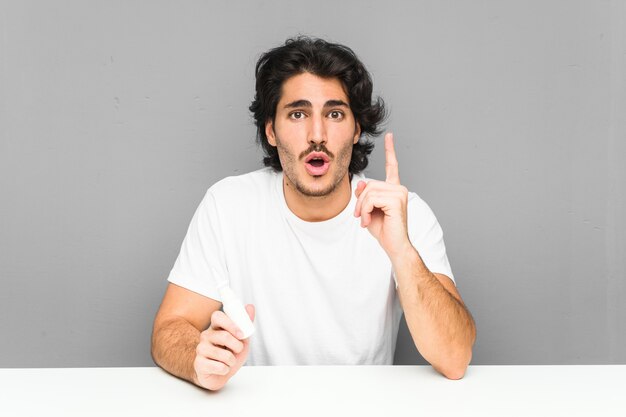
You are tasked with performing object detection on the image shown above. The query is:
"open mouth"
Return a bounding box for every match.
[308,158,325,167]
[304,152,330,176]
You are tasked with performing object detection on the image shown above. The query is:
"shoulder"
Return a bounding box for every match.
[208,167,277,198]
[202,167,279,212]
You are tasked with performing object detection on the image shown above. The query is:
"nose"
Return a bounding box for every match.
[308,113,327,145]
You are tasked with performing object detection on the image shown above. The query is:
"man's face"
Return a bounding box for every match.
[265,72,361,198]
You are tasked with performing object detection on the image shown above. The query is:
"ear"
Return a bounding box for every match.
[353,122,362,144]
[265,119,277,147]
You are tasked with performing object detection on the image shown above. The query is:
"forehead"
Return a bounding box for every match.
[278,72,349,105]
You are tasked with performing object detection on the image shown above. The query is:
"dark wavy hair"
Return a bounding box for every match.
[249,36,386,175]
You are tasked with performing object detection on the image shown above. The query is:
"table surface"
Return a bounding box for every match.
[1,365,624,416]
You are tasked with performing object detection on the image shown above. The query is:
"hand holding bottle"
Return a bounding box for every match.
[193,304,255,391]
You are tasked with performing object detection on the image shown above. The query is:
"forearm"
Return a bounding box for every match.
[393,247,476,379]
[151,317,200,384]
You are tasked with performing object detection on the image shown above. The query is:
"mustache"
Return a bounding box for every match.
[299,143,334,160]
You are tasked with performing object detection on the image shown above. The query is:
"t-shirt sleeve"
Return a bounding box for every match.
[405,192,455,285]
[167,189,227,302]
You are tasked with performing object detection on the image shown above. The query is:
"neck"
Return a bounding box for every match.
[282,174,353,222]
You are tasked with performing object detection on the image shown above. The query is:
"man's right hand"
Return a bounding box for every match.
[192,304,255,391]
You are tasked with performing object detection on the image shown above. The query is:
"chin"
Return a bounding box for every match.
[298,184,334,197]
[296,176,337,197]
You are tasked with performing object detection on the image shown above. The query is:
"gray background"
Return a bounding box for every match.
[1,0,624,367]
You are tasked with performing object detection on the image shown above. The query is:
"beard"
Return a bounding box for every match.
[275,137,354,198]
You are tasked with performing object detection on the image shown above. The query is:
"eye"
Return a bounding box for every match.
[328,110,344,120]
[289,111,306,120]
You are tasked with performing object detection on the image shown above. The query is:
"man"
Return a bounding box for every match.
[151,36,476,391]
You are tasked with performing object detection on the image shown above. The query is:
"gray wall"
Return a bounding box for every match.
[1,1,624,367]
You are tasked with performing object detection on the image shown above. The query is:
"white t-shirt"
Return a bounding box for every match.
[167,167,454,365]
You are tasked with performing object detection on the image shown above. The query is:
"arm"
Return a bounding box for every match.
[151,283,254,390]
[354,133,475,379]
[393,248,476,379]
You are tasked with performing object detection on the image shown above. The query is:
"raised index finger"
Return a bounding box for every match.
[385,132,400,184]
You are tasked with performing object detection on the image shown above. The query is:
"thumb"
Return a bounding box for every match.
[245,304,256,322]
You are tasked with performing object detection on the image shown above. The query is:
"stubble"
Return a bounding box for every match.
[276,138,354,198]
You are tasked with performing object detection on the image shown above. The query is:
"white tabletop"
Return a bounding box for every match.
[1,365,624,416]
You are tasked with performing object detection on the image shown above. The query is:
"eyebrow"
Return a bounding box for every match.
[283,99,349,109]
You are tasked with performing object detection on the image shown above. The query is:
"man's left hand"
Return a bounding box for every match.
[354,132,412,261]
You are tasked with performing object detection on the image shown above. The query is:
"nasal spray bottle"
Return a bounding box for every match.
[217,283,255,339]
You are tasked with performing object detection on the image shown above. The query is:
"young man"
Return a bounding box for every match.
[151,37,476,391]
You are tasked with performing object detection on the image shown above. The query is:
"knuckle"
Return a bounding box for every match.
[217,330,234,346]
[197,341,213,358]
[210,310,224,323]
[205,326,216,337]
[193,355,202,370]
[206,330,222,346]
[196,358,211,376]
[207,346,221,361]
[206,329,220,344]
[207,360,218,373]
[208,346,224,362]
[227,336,244,354]
[199,331,208,342]
[213,362,229,375]
[222,350,237,367]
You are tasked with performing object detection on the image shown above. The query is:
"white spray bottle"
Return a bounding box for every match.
[217,283,255,339]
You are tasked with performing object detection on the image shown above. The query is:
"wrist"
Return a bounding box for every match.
[390,244,432,287]
[388,239,418,269]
